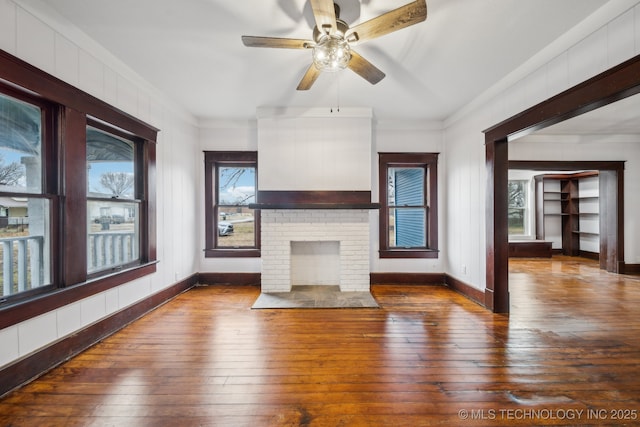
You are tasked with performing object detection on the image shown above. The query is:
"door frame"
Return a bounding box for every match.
[483,54,640,314]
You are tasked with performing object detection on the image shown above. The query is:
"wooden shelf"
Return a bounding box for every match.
[535,172,599,258]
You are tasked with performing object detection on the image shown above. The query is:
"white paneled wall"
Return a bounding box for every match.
[257,108,372,192]
[18,311,56,357]
[0,326,19,363]
[372,123,446,274]
[0,1,17,53]
[445,1,640,289]
[0,0,199,368]
[198,123,262,275]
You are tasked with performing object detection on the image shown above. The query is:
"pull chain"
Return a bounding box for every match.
[331,73,341,113]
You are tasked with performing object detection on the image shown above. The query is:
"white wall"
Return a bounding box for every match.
[257,107,372,192]
[0,0,200,368]
[198,118,446,275]
[198,121,262,274]
[371,121,445,274]
[444,1,640,290]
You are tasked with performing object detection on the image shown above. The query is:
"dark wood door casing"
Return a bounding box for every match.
[484,53,640,313]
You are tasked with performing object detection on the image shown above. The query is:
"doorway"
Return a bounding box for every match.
[508,161,624,271]
[484,54,640,314]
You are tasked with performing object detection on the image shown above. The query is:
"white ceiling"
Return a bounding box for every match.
[21,0,614,123]
[514,92,640,143]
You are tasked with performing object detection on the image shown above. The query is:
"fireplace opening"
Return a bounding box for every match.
[290,241,340,286]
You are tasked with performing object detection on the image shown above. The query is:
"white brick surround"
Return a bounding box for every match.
[261,209,370,292]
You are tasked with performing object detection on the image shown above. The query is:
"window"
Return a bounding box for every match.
[379,153,438,258]
[508,179,528,236]
[0,50,157,322]
[0,91,53,300]
[86,124,141,274]
[204,151,259,257]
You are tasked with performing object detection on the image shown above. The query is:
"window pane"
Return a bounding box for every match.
[388,167,424,207]
[87,127,135,199]
[0,93,42,193]
[508,180,528,235]
[388,166,427,248]
[216,166,256,248]
[217,206,255,248]
[218,167,256,205]
[87,200,139,273]
[0,197,50,297]
[508,180,527,208]
[508,208,525,234]
[390,207,426,247]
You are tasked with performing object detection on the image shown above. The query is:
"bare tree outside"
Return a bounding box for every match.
[219,167,255,205]
[99,172,134,197]
[0,155,24,186]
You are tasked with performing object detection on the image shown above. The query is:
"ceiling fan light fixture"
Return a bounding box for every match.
[312,35,351,72]
[242,0,427,89]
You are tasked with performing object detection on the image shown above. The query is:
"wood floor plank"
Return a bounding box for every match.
[1,256,639,426]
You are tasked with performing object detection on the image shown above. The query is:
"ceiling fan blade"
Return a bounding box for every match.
[242,36,312,49]
[348,50,385,85]
[346,0,427,44]
[297,64,322,90]
[310,0,337,35]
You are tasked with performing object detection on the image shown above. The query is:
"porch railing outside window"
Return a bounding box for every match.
[87,231,137,273]
[0,235,44,297]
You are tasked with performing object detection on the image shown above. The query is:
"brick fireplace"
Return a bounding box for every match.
[260,208,371,292]
[254,107,375,293]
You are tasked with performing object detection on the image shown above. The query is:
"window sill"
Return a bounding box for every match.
[379,249,439,259]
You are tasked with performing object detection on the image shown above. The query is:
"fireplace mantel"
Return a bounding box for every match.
[250,203,380,210]
[250,190,380,210]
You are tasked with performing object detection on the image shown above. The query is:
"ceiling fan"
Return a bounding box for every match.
[242,0,427,90]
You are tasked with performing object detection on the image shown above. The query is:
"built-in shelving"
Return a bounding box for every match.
[535,172,600,257]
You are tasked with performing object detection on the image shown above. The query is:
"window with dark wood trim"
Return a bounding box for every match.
[379,152,439,258]
[86,122,143,275]
[0,49,157,329]
[204,151,260,258]
[0,87,57,302]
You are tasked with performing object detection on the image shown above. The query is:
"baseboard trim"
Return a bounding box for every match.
[445,274,486,307]
[579,250,600,261]
[198,272,261,286]
[369,272,446,285]
[0,274,198,399]
[623,263,640,274]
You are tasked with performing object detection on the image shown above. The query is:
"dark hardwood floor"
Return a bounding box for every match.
[1,256,639,426]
